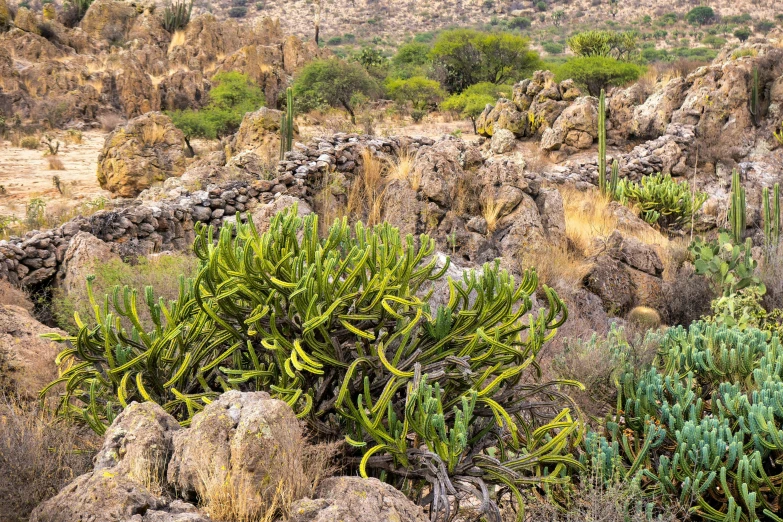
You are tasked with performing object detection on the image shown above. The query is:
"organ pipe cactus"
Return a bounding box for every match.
[42,206,584,521]
[279,87,294,160]
[750,67,760,125]
[730,169,746,244]
[163,0,192,32]
[587,322,783,522]
[763,183,780,250]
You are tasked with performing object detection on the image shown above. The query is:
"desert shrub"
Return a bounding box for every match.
[19,135,39,149]
[0,396,99,522]
[509,16,531,30]
[536,0,547,11]
[542,41,564,54]
[441,82,511,132]
[385,76,445,110]
[43,207,584,519]
[685,6,715,26]
[52,253,199,334]
[556,56,644,96]
[587,321,783,521]
[293,58,381,123]
[168,71,263,140]
[701,35,726,49]
[227,6,247,17]
[756,19,776,34]
[389,42,431,79]
[430,29,540,93]
[734,27,752,42]
[614,173,707,230]
[567,30,638,60]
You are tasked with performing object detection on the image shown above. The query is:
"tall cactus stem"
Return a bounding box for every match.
[598,88,607,196]
[729,169,746,244]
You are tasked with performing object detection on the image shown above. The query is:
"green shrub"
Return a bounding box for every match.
[734,27,752,42]
[441,82,512,132]
[509,16,531,30]
[536,0,547,11]
[701,35,726,49]
[168,71,264,140]
[326,36,343,46]
[587,321,783,522]
[390,42,431,79]
[43,207,583,518]
[19,136,39,149]
[616,172,707,230]
[542,41,564,54]
[385,76,445,110]
[756,19,776,34]
[227,6,247,17]
[685,6,715,26]
[567,31,637,60]
[555,56,644,96]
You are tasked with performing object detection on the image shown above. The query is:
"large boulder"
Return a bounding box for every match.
[79,0,138,50]
[0,302,64,397]
[290,477,428,522]
[476,98,526,137]
[234,106,287,156]
[490,128,516,154]
[167,390,305,512]
[585,254,636,315]
[631,77,690,139]
[412,138,482,207]
[97,112,188,198]
[54,231,119,295]
[251,195,312,233]
[540,96,598,153]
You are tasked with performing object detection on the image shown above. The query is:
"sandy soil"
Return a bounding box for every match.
[0,131,110,219]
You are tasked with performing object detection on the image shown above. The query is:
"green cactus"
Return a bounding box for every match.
[279,87,294,160]
[729,169,746,244]
[617,173,707,229]
[690,231,765,297]
[750,67,760,125]
[163,0,192,32]
[598,88,607,196]
[42,206,584,520]
[609,159,619,198]
[763,183,780,250]
[586,322,783,522]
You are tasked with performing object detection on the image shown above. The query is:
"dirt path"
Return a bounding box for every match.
[0,131,110,219]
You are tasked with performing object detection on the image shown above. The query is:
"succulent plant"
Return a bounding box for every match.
[690,231,764,297]
[163,0,192,32]
[279,87,294,160]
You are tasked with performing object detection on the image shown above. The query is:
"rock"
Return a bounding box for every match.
[93,402,181,487]
[79,0,137,50]
[413,139,476,206]
[54,231,119,296]
[234,106,289,156]
[490,128,516,154]
[625,266,667,316]
[251,195,312,233]
[97,112,187,198]
[476,98,527,137]
[585,255,635,315]
[606,230,663,276]
[14,7,39,34]
[289,476,428,522]
[631,77,689,139]
[608,83,647,140]
[383,179,422,237]
[535,188,567,247]
[541,96,598,153]
[496,192,546,270]
[0,303,64,397]
[167,390,305,513]
[30,472,167,522]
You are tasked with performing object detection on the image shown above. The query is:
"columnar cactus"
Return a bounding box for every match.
[730,169,746,244]
[163,0,192,32]
[763,183,780,250]
[279,87,294,160]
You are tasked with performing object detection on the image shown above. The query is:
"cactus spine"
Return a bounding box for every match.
[763,182,780,249]
[279,87,294,160]
[729,169,746,244]
[598,88,607,196]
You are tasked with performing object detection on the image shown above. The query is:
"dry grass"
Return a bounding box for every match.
[141,122,166,147]
[168,29,186,53]
[0,395,99,522]
[98,113,124,132]
[47,157,65,170]
[386,149,416,184]
[64,129,83,144]
[519,242,593,291]
[196,416,338,522]
[481,196,505,233]
[346,149,387,227]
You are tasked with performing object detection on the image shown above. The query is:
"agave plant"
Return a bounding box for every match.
[43,206,584,520]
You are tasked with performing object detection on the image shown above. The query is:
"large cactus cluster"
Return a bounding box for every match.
[617,172,707,229]
[163,0,192,32]
[587,322,783,522]
[43,206,583,520]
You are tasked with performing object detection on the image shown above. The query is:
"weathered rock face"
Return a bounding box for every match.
[490,128,516,154]
[0,302,64,397]
[54,232,119,296]
[541,96,598,154]
[476,98,527,137]
[234,106,287,156]
[290,477,429,522]
[97,112,188,198]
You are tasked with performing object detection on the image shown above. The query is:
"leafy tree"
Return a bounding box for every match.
[441,82,511,132]
[685,6,716,26]
[508,16,531,30]
[168,71,264,145]
[734,26,751,41]
[536,1,547,12]
[755,19,776,34]
[390,42,431,79]
[567,30,638,60]
[556,56,643,96]
[385,76,445,110]
[430,29,540,93]
[293,58,381,123]
[551,10,564,27]
[354,47,388,80]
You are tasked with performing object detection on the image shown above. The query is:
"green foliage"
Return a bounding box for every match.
[168,72,264,139]
[756,20,776,34]
[734,27,752,42]
[567,31,638,60]
[706,286,782,335]
[509,16,531,30]
[354,47,388,80]
[542,41,564,55]
[385,76,445,110]
[690,232,764,297]
[430,29,540,93]
[43,207,584,520]
[616,173,707,230]
[279,87,293,160]
[763,184,780,250]
[585,321,783,522]
[293,58,381,123]
[441,82,511,131]
[227,6,247,17]
[555,56,643,96]
[536,1,547,12]
[162,0,192,32]
[390,42,431,79]
[685,6,716,26]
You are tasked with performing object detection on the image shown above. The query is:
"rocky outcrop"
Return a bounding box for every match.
[541,96,598,156]
[290,477,429,522]
[54,232,119,295]
[97,112,188,198]
[490,128,515,154]
[234,106,287,156]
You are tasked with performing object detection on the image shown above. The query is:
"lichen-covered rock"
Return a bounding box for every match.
[476,98,526,137]
[54,231,119,295]
[97,112,187,198]
[93,402,181,485]
[490,128,515,154]
[606,230,663,276]
[631,77,689,139]
[540,96,598,153]
[234,106,287,155]
[413,138,481,206]
[13,7,40,34]
[0,0,10,30]
[167,390,305,512]
[251,195,312,233]
[290,477,428,522]
[79,0,137,50]
[585,254,635,315]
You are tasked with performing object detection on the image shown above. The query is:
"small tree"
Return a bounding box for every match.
[293,58,381,123]
[441,82,510,133]
[567,30,638,60]
[686,6,716,26]
[556,56,643,96]
[390,42,431,79]
[734,26,751,41]
[385,76,445,110]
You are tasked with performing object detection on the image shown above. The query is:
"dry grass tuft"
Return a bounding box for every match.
[481,196,505,233]
[0,395,99,522]
[141,122,167,147]
[47,157,65,170]
[520,241,593,291]
[168,29,186,53]
[346,149,387,227]
[196,416,338,522]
